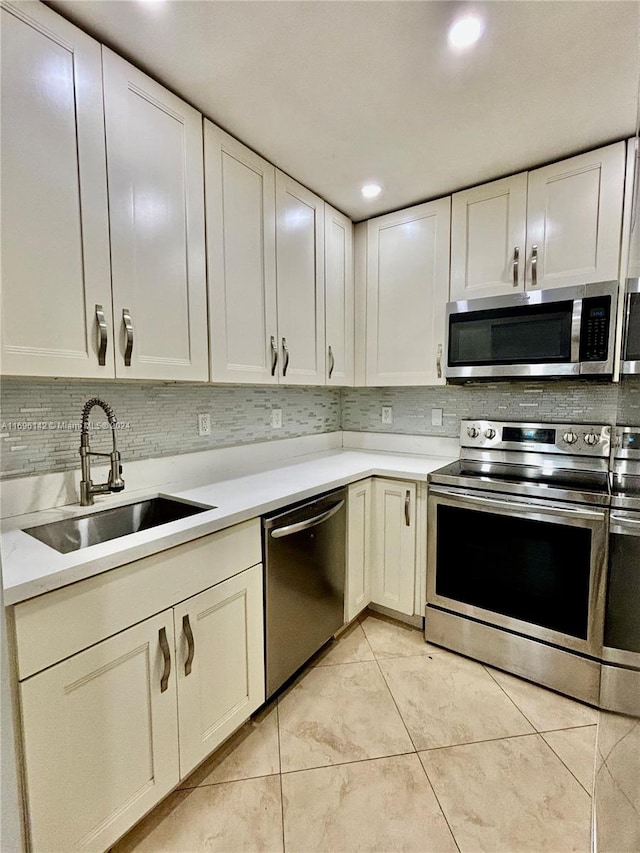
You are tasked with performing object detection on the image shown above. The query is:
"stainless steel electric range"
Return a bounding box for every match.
[601,426,640,716]
[426,420,611,705]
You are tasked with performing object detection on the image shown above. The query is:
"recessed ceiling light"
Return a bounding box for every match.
[361,183,382,199]
[448,15,484,50]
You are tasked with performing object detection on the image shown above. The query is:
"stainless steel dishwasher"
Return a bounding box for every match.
[262,487,346,698]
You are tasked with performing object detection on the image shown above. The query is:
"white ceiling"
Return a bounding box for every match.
[49,0,639,221]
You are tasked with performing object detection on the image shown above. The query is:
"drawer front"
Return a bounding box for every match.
[14,519,261,679]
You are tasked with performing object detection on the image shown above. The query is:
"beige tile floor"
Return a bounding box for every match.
[113,611,598,853]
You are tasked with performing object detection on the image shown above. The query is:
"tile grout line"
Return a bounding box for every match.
[482,664,541,732]
[539,731,594,797]
[276,701,286,853]
[416,753,462,853]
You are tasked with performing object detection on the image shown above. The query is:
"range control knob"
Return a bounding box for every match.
[467,426,480,439]
[584,432,600,446]
[484,428,497,439]
[563,431,579,445]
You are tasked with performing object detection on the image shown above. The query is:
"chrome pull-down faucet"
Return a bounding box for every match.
[79,398,125,506]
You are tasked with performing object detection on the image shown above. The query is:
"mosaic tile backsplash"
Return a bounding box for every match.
[0,381,341,478]
[1,378,639,479]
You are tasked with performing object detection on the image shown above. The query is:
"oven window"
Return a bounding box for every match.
[605,532,640,653]
[624,292,640,361]
[448,302,573,366]
[436,505,591,639]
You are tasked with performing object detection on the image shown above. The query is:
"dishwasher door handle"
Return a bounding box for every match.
[269,500,345,538]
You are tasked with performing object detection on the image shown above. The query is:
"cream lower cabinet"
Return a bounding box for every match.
[173,565,264,778]
[20,609,179,853]
[14,523,264,853]
[345,479,373,621]
[347,478,422,620]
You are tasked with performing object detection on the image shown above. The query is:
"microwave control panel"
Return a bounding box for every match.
[579,296,611,362]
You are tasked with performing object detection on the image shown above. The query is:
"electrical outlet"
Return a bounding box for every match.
[431,408,443,427]
[198,413,211,436]
[381,406,393,425]
[271,409,282,428]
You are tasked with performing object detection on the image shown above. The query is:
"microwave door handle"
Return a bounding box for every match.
[610,513,640,535]
[571,299,582,364]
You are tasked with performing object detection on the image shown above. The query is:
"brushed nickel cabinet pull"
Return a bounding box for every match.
[183,614,195,677]
[122,309,134,366]
[328,345,335,379]
[270,335,278,376]
[159,626,171,693]
[282,337,290,376]
[436,343,443,379]
[95,305,108,366]
[513,247,520,287]
[531,245,538,287]
[404,490,411,526]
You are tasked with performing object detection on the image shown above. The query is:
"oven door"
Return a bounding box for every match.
[427,485,608,657]
[622,278,640,375]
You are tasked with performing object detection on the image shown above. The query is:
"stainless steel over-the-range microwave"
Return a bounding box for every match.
[445,281,618,382]
[622,277,640,375]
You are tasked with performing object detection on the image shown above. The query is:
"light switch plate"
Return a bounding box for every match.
[271,409,282,428]
[431,408,443,427]
[381,406,393,425]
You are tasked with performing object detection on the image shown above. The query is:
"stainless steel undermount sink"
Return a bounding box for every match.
[24,497,216,554]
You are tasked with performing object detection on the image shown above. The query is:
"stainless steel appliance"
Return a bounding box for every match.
[601,426,640,716]
[445,281,618,382]
[621,278,640,375]
[263,488,346,699]
[426,420,611,704]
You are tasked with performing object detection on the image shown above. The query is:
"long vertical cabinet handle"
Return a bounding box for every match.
[95,305,108,366]
[270,336,278,376]
[328,345,335,379]
[282,337,290,376]
[122,309,134,366]
[512,247,520,287]
[158,626,171,693]
[183,614,195,676]
[531,245,538,287]
[436,344,443,379]
[404,490,411,526]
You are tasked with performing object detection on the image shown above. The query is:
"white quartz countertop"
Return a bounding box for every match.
[1,449,455,605]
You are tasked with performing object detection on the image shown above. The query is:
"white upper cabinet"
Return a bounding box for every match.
[365,197,450,386]
[0,1,113,378]
[450,174,528,301]
[451,142,626,301]
[205,123,279,383]
[102,49,209,381]
[622,138,640,279]
[275,171,325,385]
[526,142,626,290]
[324,205,354,385]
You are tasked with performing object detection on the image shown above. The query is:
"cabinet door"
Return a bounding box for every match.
[371,479,416,616]
[0,1,113,378]
[173,565,265,778]
[365,198,450,386]
[205,123,279,383]
[275,171,325,384]
[526,142,625,290]
[450,173,527,301]
[103,48,208,381]
[325,204,354,385]
[20,610,179,853]
[622,138,640,279]
[346,479,372,622]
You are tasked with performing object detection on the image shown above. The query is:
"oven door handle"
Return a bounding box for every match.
[429,485,607,522]
[610,512,640,535]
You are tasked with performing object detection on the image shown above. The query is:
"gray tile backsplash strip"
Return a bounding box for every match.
[0,381,341,479]
[2,378,638,479]
[341,382,622,438]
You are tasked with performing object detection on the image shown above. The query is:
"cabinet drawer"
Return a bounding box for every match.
[14,519,261,680]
